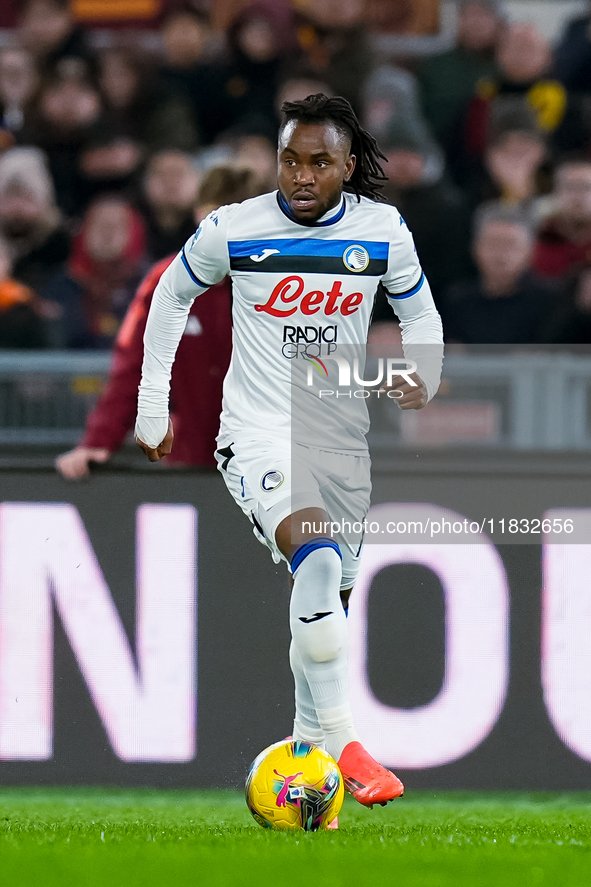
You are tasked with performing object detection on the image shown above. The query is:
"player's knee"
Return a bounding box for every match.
[291,538,342,585]
[290,539,344,662]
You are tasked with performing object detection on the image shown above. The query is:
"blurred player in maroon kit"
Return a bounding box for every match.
[58,257,231,476]
[57,165,259,478]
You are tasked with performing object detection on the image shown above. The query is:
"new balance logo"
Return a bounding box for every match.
[299,611,333,624]
[250,248,280,262]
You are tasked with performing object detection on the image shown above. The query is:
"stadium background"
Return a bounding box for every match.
[1,0,591,794]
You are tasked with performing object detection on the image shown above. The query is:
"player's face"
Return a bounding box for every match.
[277,121,356,223]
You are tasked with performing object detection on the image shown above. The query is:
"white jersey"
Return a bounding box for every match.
[135,190,444,453]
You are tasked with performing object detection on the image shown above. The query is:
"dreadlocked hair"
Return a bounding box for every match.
[280,93,388,202]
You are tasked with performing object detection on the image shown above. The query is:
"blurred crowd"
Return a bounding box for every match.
[3,0,591,349]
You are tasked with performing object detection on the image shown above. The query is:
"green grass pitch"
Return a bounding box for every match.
[1,788,591,886]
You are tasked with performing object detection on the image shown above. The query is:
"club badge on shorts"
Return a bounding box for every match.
[343,244,370,273]
[261,470,285,491]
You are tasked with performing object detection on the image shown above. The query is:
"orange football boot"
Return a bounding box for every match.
[338,741,404,808]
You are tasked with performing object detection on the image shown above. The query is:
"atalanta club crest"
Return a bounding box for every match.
[342,245,370,273]
[261,470,285,491]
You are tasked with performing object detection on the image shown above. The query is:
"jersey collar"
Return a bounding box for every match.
[276,191,346,227]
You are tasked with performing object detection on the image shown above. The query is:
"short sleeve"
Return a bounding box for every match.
[180,206,231,290]
[380,209,425,298]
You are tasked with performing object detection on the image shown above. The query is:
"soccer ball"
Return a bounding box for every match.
[245,739,344,831]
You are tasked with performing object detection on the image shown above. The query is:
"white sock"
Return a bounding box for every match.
[289,641,325,748]
[290,546,360,761]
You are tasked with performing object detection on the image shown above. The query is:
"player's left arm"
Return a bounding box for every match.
[380,210,444,410]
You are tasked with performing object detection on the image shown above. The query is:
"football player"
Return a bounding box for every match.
[135,94,444,807]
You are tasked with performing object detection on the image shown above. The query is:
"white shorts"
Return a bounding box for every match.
[215,437,371,591]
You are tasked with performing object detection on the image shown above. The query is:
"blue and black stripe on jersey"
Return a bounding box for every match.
[384,272,425,300]
[181,244,211,288]
[228,239,389,275]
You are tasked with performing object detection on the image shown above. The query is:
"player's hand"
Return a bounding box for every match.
[135,417,174,462]
[385,372,428,410]
[56,446,111,479]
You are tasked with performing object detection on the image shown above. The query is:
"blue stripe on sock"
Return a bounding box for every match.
[291,538,342,574]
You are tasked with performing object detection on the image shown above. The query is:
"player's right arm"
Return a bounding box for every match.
[135,209,230,453]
